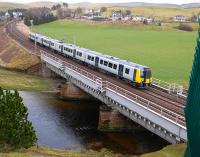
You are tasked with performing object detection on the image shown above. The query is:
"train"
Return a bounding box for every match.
[29,32,152,88]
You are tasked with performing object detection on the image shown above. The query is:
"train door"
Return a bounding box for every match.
[60,45,63,53]
[73,49,76,58]
[95,57,99,67]
[118,64,124,77]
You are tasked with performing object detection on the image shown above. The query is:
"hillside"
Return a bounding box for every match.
[69,2,200,9]
[102,6,200,19]
[0,2,27,11]
[24,1,56,8]
[0,1,200,11]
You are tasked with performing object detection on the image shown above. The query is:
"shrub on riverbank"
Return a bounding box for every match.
[0,88,37,150]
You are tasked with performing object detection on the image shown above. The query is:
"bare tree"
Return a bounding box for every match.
[75,7,83,17]
[100,7,107,13]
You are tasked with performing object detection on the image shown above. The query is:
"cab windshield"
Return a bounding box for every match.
[141,68,152,79]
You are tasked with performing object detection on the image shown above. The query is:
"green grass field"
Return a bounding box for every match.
[33,20,198,86]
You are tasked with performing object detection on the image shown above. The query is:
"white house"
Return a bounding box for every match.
[174,15,186,22]
[122,15,132,21]
[146,16,155,23]
[12,12,23,19]
[112,11,123,21]
[132,15,145,22]
[0,12,5,21]
[5,12,10,19]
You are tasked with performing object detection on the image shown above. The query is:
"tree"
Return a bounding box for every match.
[24,16,31,26]
[56,8,65,19]
[0,88,37,148]
[125,10,131,16]
[63,2,68,8]
[75,7,83,17]
[100,7,107,13]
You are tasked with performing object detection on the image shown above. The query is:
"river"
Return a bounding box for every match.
[20,91,168,155]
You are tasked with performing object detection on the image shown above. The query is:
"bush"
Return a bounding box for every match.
[177,24,193,32]
[0,88,37,148]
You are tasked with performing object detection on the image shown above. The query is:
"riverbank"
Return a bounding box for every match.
[0,68,51,91]
[0,143,185,157]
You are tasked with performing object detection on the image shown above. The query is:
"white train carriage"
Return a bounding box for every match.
[85,50,103,66]
[29,32,36,41]
[50,39,63,53]
[119,61,137,81]
[98,56,119,75]
[63,43,77,57]
[35,33,43,44]
[42,36,51,47]
[75,47,87,62]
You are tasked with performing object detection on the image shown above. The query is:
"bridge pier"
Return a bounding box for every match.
[98,105,140,132]
[42,62,59,78]
[60,82,93,100]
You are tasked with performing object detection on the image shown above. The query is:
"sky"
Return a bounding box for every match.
[0,0,200,4]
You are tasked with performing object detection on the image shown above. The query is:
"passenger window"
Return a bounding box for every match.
[125,68,130,74]
[79,53,82,57]
[104,61,108,66]
[100,60,103,64]
[88,56,91,60]
[91,57,94,61]
[113,64,117,69]
[108,63,113,68]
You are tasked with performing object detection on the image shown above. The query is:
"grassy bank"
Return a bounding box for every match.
[33,20,197,86]
[0,144,185,157]
[0,68,51,91]
[141,143,185,157]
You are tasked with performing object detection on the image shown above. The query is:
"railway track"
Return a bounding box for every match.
[5,20,186,117]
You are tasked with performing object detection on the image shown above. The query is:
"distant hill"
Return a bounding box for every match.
[0,2,27,11]
[24,1,56,8]
[0,1,199,12]
[69,2,200,9]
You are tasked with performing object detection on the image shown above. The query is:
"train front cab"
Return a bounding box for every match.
[135,68,152,88]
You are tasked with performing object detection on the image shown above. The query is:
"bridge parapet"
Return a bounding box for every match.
[41,51,187,144]
[152,78,187,98]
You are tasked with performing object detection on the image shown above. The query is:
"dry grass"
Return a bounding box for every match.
[0,24,40,70]
[141,143,185,157]
[0,146,135,157]
[103,6,200,20]
[0,69,51,91]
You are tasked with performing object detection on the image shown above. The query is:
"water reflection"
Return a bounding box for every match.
[20,91,168,155]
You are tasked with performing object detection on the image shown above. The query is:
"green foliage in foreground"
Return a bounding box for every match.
[33,20,197,86]
[0,88,37,149]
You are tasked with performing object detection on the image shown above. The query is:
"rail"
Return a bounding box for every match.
[41,51,186,128]
[152,78,187,98]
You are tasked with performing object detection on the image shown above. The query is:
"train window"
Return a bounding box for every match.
[91,57,94,61]
[77,51,79,55]
[104,61,108,66]
[88,55,91,60]
[108,63,113,68]
[100,60,103,64]
[79,53,82,57]
[125,68,130,74]
[113,64,117,70]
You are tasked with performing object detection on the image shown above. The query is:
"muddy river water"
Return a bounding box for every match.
[19,91,168,155]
